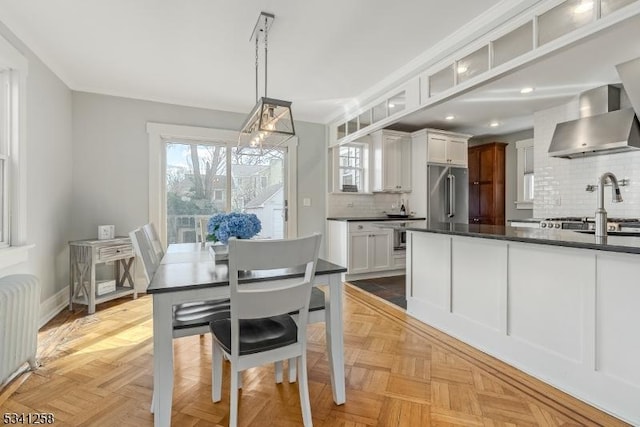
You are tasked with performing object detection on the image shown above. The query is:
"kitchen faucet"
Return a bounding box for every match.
[595,172,623,237]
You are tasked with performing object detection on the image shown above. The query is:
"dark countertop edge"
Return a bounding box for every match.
[406,227,640,255]
[327,217,426,222]
[147,260,347,294]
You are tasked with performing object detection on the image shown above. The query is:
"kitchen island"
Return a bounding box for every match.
[405,224,640,425]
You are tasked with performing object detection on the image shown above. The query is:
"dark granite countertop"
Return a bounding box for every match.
[406,223,640,254]
[327,216,426,222]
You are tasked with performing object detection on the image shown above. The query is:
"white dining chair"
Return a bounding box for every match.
[142,222,164,265]
[130,225,231,338]
[210,233,321,427]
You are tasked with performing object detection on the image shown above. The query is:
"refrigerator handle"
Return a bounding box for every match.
[447,174,455,218]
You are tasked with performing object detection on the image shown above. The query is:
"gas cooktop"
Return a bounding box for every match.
[541,217,640,232]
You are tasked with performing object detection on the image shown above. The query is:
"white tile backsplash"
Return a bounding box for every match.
[534,100,640,219]
[327,192,405,217]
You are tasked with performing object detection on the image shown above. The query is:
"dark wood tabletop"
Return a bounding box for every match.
[147,243,346,294]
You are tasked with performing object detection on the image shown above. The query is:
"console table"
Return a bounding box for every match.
[69,237,136,314]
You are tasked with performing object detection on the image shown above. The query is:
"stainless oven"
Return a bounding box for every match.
[393,228,406,250]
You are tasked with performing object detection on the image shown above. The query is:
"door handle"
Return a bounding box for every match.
[447,174,455,218]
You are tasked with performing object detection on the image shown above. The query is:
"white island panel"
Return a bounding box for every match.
[508,243,593,363]
[407,229,640,424]
[451,237,506,332]
[596,252,640,388]
[409,231,450,310]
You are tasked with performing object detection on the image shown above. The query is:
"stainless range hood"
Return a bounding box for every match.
[548,81,640,159]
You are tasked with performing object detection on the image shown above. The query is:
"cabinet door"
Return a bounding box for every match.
[448,138,468,166]
[349,232,371,274]
[427,134,448,164]
[478,147,496,223]
[399,137,412,191]
[468,147,481,222]
[370,232,392,271]
[383,135,403,191]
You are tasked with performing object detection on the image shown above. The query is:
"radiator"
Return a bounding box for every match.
[0,274,40,386]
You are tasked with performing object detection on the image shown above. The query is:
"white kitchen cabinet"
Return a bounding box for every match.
[326,220,399,278]
[371,130,411,192]
[348,231,371,274]
[415,130,470,167]
[348,224,392,273]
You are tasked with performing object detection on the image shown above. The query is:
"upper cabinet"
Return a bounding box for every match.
[371,130,411,193]
[413,129,471,167]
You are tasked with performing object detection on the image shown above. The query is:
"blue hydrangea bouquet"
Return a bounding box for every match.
[207,212,262,244]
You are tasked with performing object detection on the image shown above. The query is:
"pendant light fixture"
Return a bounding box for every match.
[238,12,295,149]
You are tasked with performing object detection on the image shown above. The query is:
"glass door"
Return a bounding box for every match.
[164,141,287,244]
[231,146,287,239]
[165,141,228,244]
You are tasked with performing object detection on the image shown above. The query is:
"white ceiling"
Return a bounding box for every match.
[0,0,504,123]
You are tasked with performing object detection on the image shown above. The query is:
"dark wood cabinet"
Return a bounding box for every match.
[468,142,506,226]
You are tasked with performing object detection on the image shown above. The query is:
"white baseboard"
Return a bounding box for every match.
[345,269,404,282]
[39,286,68,328]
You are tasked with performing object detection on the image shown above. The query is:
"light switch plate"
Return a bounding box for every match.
[303,197,311,207]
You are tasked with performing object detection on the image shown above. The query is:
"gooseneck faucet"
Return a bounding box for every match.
[595,172,623,237]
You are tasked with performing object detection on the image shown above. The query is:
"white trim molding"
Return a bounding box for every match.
[39,284,69,328]
[146,123,298,245]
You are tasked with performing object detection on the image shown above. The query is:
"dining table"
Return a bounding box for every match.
[146,243,347,427]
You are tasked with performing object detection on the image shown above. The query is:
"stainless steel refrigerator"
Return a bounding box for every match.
[426,164,469,225]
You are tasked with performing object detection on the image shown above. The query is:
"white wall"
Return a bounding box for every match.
[0,21,74,304]
[470,129,534,222]
[71,92,327,252]
[534,100,640,218]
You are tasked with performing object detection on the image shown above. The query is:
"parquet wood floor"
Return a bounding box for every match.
[0,284,628,426]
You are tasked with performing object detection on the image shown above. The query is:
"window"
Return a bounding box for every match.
[0,35,27,258]
[0,70,8,246]
[338,144,365,191]
[516,139,534,209]
[148,124,298,246]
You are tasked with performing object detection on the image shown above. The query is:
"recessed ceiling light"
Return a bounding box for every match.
[388,103,395,108]
[457,65,468,74]
[574,0,593,14]
[489,121,500,128]
[520,87,534,94]
[445,115,455,121]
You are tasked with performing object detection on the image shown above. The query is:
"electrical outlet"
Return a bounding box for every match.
[303,197,311,207]
[347,202,354,208]
[554,197,561,206]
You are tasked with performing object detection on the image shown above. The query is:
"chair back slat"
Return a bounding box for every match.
[142,223,164,264]
[229,235,321,272]
[129,227,160,283]
[234,279,311,319]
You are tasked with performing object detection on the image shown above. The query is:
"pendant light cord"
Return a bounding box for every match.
[254,32,259,103]
[264,15,268,98]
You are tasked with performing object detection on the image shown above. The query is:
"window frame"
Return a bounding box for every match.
[515,138,534,210]
[147,123,298,246]
[333,142,369,193]
[0,33,29,269]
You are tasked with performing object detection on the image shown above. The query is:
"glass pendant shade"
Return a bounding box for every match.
[238,97,295,147]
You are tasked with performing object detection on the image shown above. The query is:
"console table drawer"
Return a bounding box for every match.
[97,244,133,262]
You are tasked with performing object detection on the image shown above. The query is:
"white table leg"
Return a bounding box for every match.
[326,273,345,404]
[153,295,174,427]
